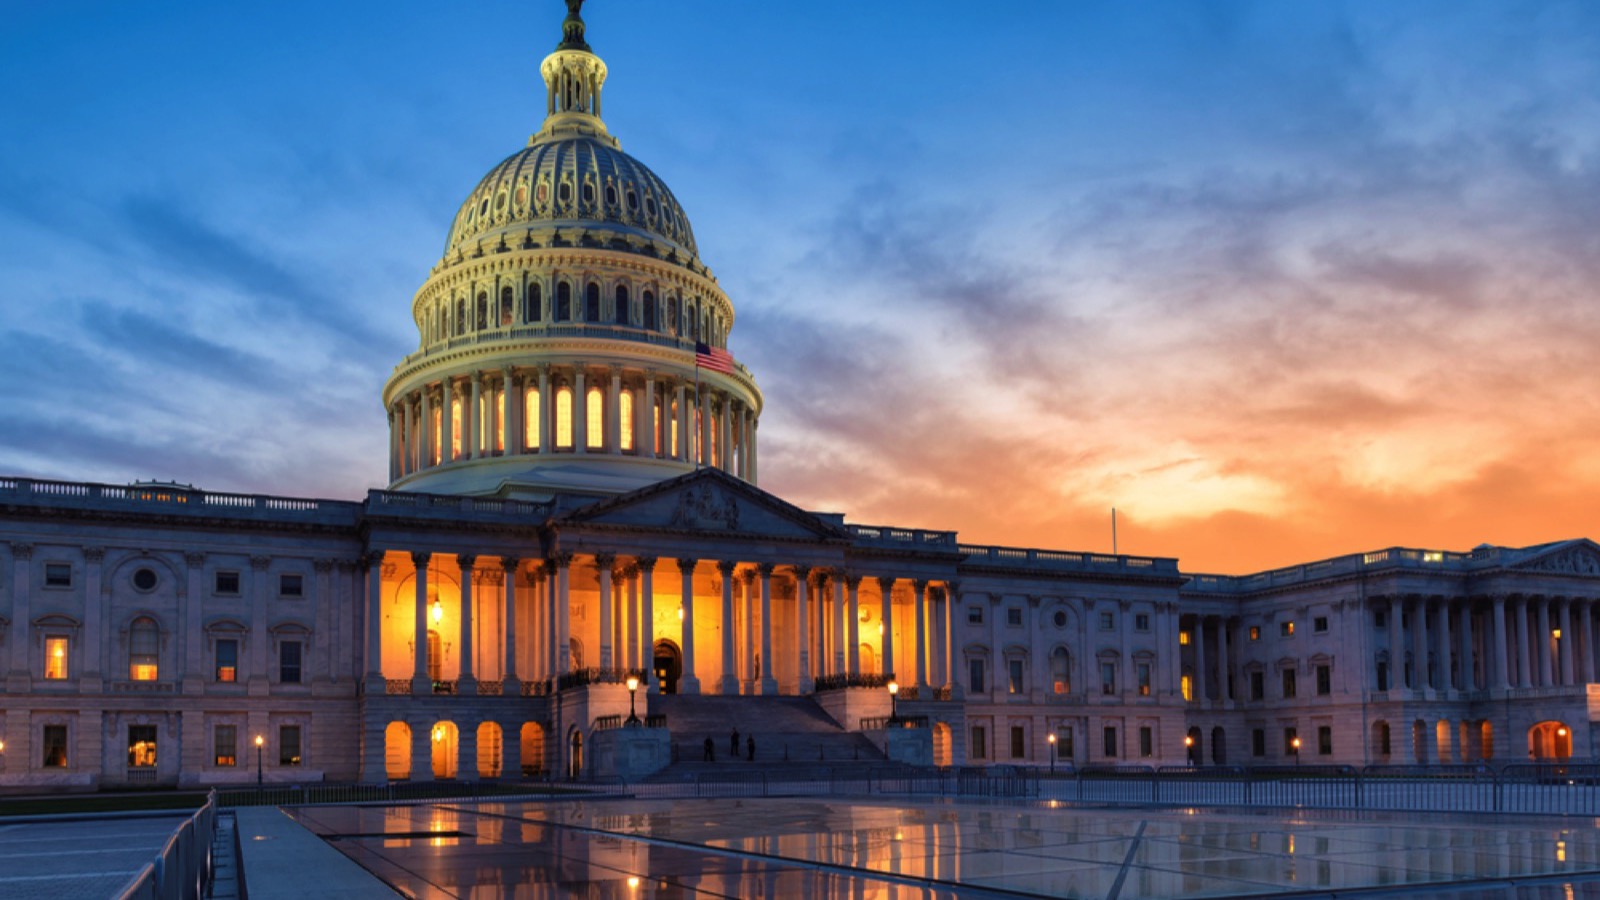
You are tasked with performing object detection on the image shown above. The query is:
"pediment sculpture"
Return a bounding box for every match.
[1523,546,1600,576]
[669,483,741,531]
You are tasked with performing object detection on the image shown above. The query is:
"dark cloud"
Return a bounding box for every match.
[77,300,288,391]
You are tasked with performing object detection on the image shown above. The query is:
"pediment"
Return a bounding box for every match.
[557,468,849,542]
[1510,540,1600,576]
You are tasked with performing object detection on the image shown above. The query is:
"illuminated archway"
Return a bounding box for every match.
[1435,719,1453,763]
[431,721,459,779]
[932,722,953,767]
[384,721,411,780]
[520,723,545,778]
[477,722,502,779]
[1529,721,1573,760]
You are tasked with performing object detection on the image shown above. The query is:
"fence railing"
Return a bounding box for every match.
[813,673,896,691]
[114,790,217,900]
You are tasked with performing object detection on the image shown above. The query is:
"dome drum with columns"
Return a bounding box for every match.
[383,2,759,501]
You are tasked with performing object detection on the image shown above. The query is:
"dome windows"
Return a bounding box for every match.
[525,282,542,323]
[556,283,573,321]
[515,184,528,208]
[537,181,549,207]
[558,182,573,205]
[500,287,514,326]
[495,191,507,211]
[455,298,467,336]
[480,197,490,216]
[626,189,638,211]
[476,292,490,330]
[614,286,630,325]
[642,291,657,331]
[581,182,595,206]
[645,196,657,218]
[584,282,601,322]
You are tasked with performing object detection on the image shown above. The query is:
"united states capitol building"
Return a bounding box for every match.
[3,5,1598,790]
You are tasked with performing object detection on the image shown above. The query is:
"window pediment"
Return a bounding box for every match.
[33,613,81,630]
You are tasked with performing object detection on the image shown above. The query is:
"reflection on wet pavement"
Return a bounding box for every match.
[289,797,1600,898]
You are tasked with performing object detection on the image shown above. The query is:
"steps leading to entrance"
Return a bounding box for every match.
[644,694,884,777]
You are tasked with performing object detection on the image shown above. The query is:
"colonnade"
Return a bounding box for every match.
[387,364,757,483]
[361,551,954,696]
[1380,594,1600,692]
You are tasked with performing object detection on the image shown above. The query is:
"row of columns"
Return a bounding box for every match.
[1382,594,1600,692]
[388,366,757,484]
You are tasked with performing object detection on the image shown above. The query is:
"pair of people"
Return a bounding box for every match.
[704,729,755,761]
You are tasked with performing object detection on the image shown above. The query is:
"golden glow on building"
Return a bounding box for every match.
[586,386,604,448]
[620,391,634,450]
[556,387,573,447]
[525,389,541,449]
[44,637,67,679]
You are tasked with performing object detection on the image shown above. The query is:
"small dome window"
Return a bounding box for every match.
[537,182,549,205]
[515,184,528,207]
[558,182,572,204]
[605,185,617,207]
[480,197,490,215]
[495,191,507,210]
[132,568,158,591]
[1053,610,1067,629]
[626,190,638,210]
[582,183,595,205]
[645,196,657,217]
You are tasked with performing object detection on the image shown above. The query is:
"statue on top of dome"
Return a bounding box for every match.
[559,0,591,52]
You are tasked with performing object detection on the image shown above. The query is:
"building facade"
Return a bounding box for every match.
[3,5,1598,790]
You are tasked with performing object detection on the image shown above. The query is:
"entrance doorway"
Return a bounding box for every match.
[1529,721,1573,760]
[653,639,683,694]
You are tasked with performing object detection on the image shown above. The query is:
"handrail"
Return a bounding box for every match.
[113,789,217,900]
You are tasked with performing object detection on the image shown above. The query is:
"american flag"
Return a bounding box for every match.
[695,342,735,375]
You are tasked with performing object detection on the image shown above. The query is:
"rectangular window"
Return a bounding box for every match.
[1010,725,1025,759]
[1137,662,1151,697]
[1134,613,1150,632]
[1007,658,1024,694]
[1057,728,1073,758]
[1316,665,1331,696]
[1280,621,1295,637]
[1139,726,1153,758]
[967,606,983,624]
[42,725,69,768]
[969,659,985,694]
[1281,669,1297,699]
[1249,626,1260,641]
[1318,725,1333,755]
[214,725,237,767]
[1099,611,1114,631]
[128,724,157,768]
[1313,616,1329,633]
[216,639,238,683]
[279,641,303,684]
[1100,661,1117,695]
[279,725,302,766]
[1251,728,1265,758]
[1179,630,1191,646]
[1103,726,1118,758]
[1379,725,1392,755]
[43,562,72,587]
[1375,611,1387,628]
[1285,727,1300,757]
[279,574,303,598]
[971,726,987,760]
[1376,661,1389,691]
[1250,671,1264,701]
[215,571,241,594]
[1181,673,1193,702]
[1006,607,1022,626]
[43,636,68,680]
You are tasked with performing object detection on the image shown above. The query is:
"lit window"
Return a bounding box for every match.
[431,407,441,463]
[1181,673,1193,701]
[215,725,237,767]
[1008,658,1024,694]
[586,386,604,448]
[128,725,157,768]
[279,641,302,684]
[44,637,69,680]
[1249,626,1260,641]
[1179,630,1191,646]
[129,617,159,681]
[525,388,541,450]
[450,396,462,457]
[42,725,68,768]
[216,639,238,683]
[44,563,71,588]
[1280,621,1295,637]
[279,574,303,598]
[669,399,680,456]
[555,387,574,448]
[620,390,634,450]
[1137,662,1151,696]
[1051,648,1070,694]
[279,725,302,766]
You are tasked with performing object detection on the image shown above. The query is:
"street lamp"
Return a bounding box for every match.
[1047,732,1057,775]
[1185,734,1195,766]
[1291,736,1301,767]
[887,680,899,724]
[254,734,265,788]
[625,675,641,726]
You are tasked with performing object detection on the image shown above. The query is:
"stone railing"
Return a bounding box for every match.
[1186,545,1505,594]
[521,679,554,697]
[959,543,1180,576]
[814,673,897,692]
[477,680,503,696]
[593,712,669,732]
[366,489,553,521]
[0,476,358,525]
[846,524,959,548]
[385,679,411,695]
[859,715,929,730]
[556,667,646,691]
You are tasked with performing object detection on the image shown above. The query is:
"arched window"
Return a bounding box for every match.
[586,386,604,449]
[556,282,572,321]
[525,282,541,323]
[524,388,540,450]
[585,282,601,322]
[620,391,634,451]
[555,387,573,448]
[643,291,657,331]
[427,629,442,682]
[500,286,514,326]
[450,396,462,458]
[669,397,679,457]
[130,616,159,681]
[689,302,700,341]
[614,285,630,325]
[668,297,680,335]
[455,298,466,335]
[1051,647,1071,694]
[476,291,489,330]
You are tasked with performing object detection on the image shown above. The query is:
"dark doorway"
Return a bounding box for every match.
[653,639,682,694]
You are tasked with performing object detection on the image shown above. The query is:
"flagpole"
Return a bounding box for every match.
[693,348,701,470]
[1112,508,1118,555]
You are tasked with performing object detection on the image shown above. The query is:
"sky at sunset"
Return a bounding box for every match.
[2,1,1599,574]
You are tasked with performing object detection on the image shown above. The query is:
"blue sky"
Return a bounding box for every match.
[3,1,1599,572]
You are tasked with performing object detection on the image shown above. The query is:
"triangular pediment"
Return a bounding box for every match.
[556,468,850,541]
[1508,539,1600,576]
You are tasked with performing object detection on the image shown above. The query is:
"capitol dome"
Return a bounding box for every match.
[381,1,762,502]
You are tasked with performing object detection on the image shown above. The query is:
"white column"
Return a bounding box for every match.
[678,558,700,694]
[1459,600,1475,690]
[719,396,732,471]
[1491,594,1509,690]
[502,367,517,455]
[833,573,848,676]
[419,388,433,467]
[596,553,615,670]
[1216,615,1231,702]
[501,557,520,690]
[411,552,430,694]
[639,558,657,692]
[717,560,738,694]
[573,367,588,454]
[675,382,690,462]
[642,375,657,459]
[364,551,384,684]
[1559,598,1575,685]
[467,373,481,459]
[457,554,476,693]
[759,564,778,695]
[878,576,896,681]
[537,365,551,454]
[554,553,572,674]
[440,378,456,463]
[626,564,640,673]
[1582,599,1597,684]
[1411,597,1429,690]
[944,581,960,696]
[1515,597,1531,686]
[1194,616,1208,703]
[607,367,622,455]
[847,575,862,676]
[741,570,756,693]
[913,580,929,689]
[796,566,814,693]
[1537,597,1553,686]
[699,388,712,465]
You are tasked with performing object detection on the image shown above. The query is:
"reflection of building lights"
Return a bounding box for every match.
[1288,834,1295,855]
[627,876,640,890]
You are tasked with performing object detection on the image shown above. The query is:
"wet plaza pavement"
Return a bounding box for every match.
[286,797,1600,898]
[0,813,191,899]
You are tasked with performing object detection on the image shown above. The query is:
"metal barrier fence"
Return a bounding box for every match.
[113,790,217,900]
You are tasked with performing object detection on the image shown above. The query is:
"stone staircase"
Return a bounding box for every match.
[206,810,240,899]
[642,694,883,780]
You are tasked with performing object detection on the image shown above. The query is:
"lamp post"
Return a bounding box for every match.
[1291,736,1301,767]
[255,734,265,788]
[887,680,899,724]
[625,675,641,726]
[1047,732,1057,775]
[1185,734,1195,766]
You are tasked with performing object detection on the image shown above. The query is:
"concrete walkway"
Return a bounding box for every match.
[234,807,396,898]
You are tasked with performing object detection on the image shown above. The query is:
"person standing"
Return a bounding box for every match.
[746,734,755,762]
[730,727,740,758]
[703,737,715,762]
